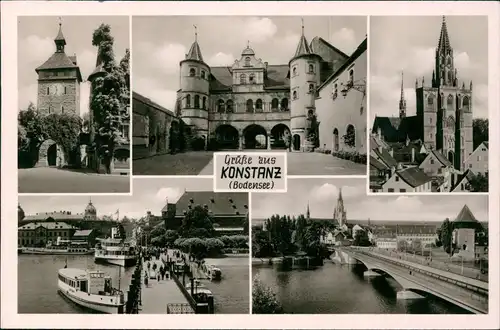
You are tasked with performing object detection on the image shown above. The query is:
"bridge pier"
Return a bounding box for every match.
[396,290,425,300]
[363,270,381,278]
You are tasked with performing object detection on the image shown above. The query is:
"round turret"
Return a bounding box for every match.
[289,31,322,151]
[179,33,210,140]
[241,46,255,56]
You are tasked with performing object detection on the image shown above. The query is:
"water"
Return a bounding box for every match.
[253,262,471,314]
[18,254,134,314]
[18,254,249,314]
[203,256,249,314]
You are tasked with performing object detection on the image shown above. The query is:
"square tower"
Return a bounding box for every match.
[35,22,82,116]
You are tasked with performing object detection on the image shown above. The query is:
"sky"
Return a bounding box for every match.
[132,16,367,110]
[370,16,489,124]
[18,16,130,116]
[19,177,215,220]
[251,178,489,222]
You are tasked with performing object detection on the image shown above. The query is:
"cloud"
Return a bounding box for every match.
[18,83,38,111]
[80,83,90,116]
[242,18,278,43]
[155,187,182,203]
[330,28,357,54]
[310,183,339,202]
[137,42,187,76]
[134,77,178,110]
[19,35,54,66]
[207,52,235,66]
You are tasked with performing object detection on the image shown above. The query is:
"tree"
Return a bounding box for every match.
[180,205,215,237]
[397,239,409,252]
[472,118,488,150]
[164,230,179,247]
[469,172,488,192]
[150,226,166,239]
[90,24,129,173]
[439,218,454,256]
[411,239,422,253]
[252,277,284,314]
[42,113,82,164]
[353,229,371,247]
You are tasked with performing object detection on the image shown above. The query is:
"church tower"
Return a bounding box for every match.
[333,188,347,227]
[399,71,406,119]
[306,201,310,220]
[35,20,82,116]
[179,26,210,142]
[289,20,322,151]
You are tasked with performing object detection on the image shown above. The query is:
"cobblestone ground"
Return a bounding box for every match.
[133,151,215,175]
[18,168,130,193]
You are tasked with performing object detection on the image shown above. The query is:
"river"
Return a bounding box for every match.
[18,254,249,314]
[253,262,471,314]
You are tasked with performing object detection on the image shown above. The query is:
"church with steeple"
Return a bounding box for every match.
[171,20,367,153]
[372,17,474,172]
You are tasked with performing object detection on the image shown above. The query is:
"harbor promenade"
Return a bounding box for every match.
[139,256,193,314]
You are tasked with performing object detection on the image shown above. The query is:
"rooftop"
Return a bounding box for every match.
[19,221,77,230]
[396,166,433,188]
[165,191,248,217]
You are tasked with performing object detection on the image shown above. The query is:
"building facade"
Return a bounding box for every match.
[174,25,367,153]
[18,221,77,247]
[161,191,248,235]
[373,17,474,172]
[464,141,489,176]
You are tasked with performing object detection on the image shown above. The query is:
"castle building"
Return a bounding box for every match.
[175,24,367,153]
[372,17,473,172]
[161,191,248,236]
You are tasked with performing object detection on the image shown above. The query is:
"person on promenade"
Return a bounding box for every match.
[144,272,149,287]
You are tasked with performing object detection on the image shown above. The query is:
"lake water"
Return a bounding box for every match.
[253,262,471,314]
[18,254,249,314]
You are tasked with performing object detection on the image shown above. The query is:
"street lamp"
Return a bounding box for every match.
[340,79,366,98]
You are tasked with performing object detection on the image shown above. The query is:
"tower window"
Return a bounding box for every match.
[217,99,225,113]
[271,98,279,110]
[447,95,453,107]
[202,97,206,110]
[226,100,234,113]
[462,96,470,108]
[308,64,314,73]
[189,68,196,77]
[201,70,205,79]
[240,74,247,84]
[308,84,315,93]
[194,95,200,108]
[293,67,297,76]
[281,98,288,111]
[245,57,251,67]
[256,99,263,111]
[249,73,256,84]
[186,94,191,108]
[246,99,253,112]
[292,91,297,100]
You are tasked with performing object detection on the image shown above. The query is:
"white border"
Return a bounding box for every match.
[2,1,499,329]
[213,151,288,193]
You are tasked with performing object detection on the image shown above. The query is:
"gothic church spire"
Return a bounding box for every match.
[399,71,406,119]
[437,16,452,54]
[293,18,312,57]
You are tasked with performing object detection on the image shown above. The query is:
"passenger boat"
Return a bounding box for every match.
[205,265,222,281]
[20,244,94,255]
[57,268,125,314]
[94,228,136,267]
[185,279,214,300]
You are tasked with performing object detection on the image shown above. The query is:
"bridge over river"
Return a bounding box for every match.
[338,247,488,314]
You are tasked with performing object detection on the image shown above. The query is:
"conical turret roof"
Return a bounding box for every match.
[186,40,204,62]
[55,23,66,44]
[294,34,312,57]
[453,204,478,223]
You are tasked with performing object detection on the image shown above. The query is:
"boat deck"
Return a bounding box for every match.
[139,257,191,314]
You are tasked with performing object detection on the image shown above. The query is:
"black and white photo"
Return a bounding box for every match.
[252,178,489,314]
[369,16,489,193]
[17,16,131,193]
[132,16,367,176]
[18,178,249,314]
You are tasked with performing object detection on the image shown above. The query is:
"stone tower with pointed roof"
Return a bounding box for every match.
[415,16,473,171]
[289,21,322,151]
[179,26,211,140]
[35,21,82,116]
[452,204,483,260]
[333,188,347,227]
[399,71,406,119]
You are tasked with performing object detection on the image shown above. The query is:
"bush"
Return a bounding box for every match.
[191,137,206,151]
[332,150,367,164]
[252,277,284,314]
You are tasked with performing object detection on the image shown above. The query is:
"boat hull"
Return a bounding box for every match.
[21,248,93,255]
[58,285,124,314]
[95,256,136,268]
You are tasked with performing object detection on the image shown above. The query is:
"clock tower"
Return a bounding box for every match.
[35,21,82,116]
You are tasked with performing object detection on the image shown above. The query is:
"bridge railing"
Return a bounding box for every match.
[349,247,487,283]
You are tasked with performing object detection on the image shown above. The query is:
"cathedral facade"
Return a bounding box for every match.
[175,25,367,153]
[373,17,473,171]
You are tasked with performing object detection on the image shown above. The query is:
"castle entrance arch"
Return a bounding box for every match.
[270,124,291,149]
[293,134,301,151]
[333,128,339,151]
[37,139,57,167]
[215,125,239,149]
[47,144,57,166]
[243,124,267,149]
